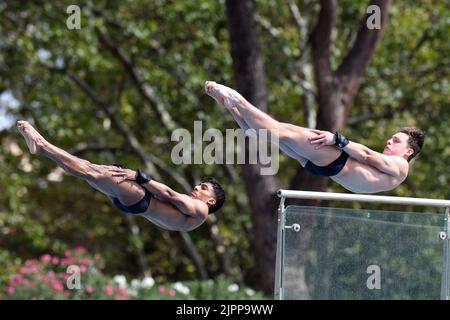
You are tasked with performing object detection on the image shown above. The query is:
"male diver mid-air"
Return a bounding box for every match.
[17,120,225,231]
[205,81,424,194]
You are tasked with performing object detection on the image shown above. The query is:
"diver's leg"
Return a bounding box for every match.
[205,82,340,165]
[17,120,145,205]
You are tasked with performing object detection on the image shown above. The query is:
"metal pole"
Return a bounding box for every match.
[441,207,450,300]
[277,189,450,208]
[274,196,285,300]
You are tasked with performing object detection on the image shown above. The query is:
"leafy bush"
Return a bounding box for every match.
[118,275,268,300]
[1,248,268,300]
[0,250,22,290]
[1,247,129,300]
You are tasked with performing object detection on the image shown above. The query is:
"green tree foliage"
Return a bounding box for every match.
[0,0,448,294]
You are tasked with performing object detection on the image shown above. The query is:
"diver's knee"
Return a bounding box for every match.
[278,123,295,141]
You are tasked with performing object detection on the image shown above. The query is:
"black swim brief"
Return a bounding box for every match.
[111,189,152,214]
[304,151,349,177]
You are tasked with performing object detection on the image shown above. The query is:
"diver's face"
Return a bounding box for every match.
[383,132,412,159]
[191,182,216,206]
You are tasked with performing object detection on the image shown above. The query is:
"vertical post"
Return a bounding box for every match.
[274,197,286,300]
[441,207,450,300]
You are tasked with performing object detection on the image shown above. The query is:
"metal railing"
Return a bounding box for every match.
[277,190,450,208]
[274,189,450,300]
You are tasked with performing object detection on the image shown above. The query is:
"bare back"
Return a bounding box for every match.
[331,157,409,193]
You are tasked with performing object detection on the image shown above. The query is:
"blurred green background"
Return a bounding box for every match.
[0,0,449,299]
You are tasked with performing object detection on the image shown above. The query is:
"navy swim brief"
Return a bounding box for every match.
[304,151,349,176]
[111,190,152,214]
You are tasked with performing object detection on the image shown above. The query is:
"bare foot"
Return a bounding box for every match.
[204,81,243,109]
[16,120,46,154]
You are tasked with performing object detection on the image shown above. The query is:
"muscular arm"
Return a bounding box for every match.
[140,180,205,218]
[343,142,406,177]
[309,129,408,178]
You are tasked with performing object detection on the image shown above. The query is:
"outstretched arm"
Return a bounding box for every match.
[342,142,406,177]
[309,129,407,177]
[112,169,206,218]
[140,180,203,217]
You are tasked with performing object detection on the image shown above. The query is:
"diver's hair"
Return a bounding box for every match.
[202,177,225,214]
[398,127,425,161]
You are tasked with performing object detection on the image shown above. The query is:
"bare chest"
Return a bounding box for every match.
[146,196,181,216]
[332,158,404,193]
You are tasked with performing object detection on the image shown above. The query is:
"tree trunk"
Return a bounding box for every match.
[287,0,392,298]
[225,0,279,294]
[225,0,391,296]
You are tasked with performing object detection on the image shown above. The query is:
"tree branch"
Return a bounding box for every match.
[347,108,400,126]
[255,15,281,38]
[337,0,392,80]
[123,214,152,277]
[309,0,337,79]
[347,101,427,127]
[289,0,317,127]
[88,6,165,56]
[288,0,306,31]
[96,30,176,132]
[179,231,209,280]
[68,142,125,156]
[50,67,160,178]
[205,215,243,281]
[146,155,192,193]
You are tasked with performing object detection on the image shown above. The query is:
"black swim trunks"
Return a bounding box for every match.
[111,189,152,214]
[304,151,349,176]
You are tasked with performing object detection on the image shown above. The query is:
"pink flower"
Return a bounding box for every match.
[12,274,22,283]
[61,274,71,281]
[80,258,90,266]
[40,254,52,263]
[80,265,87,273]
[61,258,74,266]
[117,288,128,296]
[6,287,14,294]
[52,257,59,265]
[25,259,37,267]
[65,250,72,257]
[168,289,176,296]
[158,285,166,294]
[105,286,114,296]
[52,281,64,292]
[86,286,94,294]
[94,253,101,260]
[75,246,86,254]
